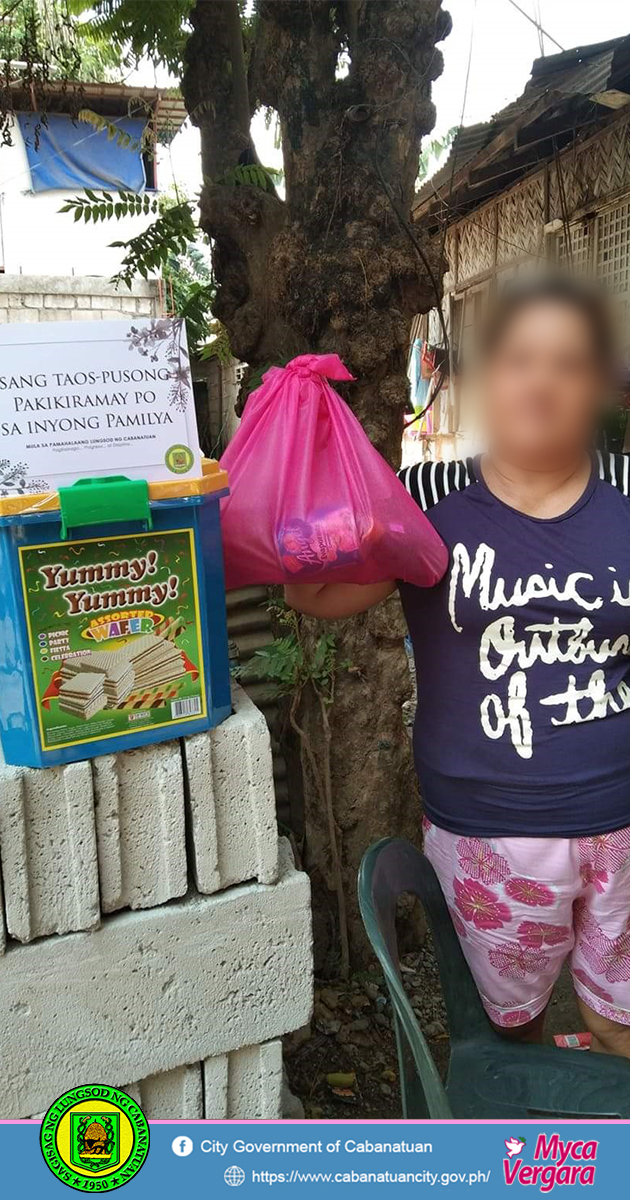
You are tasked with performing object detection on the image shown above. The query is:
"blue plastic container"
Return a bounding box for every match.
[0,464,231,767]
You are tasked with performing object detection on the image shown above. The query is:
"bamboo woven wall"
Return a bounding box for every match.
[549,117,630,220]
[446,113,630,291]
[495,175,546,266]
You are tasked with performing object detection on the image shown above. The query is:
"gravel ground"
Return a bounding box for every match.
[285,927,448,1119]
[286,927,583,1119]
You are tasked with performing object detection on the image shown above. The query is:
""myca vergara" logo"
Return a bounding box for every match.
[40,1084,150,1192]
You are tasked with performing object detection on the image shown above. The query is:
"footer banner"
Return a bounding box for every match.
[5,1116,628,1196]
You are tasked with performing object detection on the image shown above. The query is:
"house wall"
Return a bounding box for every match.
[445,111,630,293]
[0,118,160,277]
[0,273,160,322]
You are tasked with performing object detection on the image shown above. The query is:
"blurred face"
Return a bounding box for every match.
[480,300,606,470]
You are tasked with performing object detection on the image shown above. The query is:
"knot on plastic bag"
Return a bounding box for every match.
[284,354,355,383]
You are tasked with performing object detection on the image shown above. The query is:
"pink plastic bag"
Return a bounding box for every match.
[219,354,448,591]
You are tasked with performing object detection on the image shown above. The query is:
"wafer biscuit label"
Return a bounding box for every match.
[19,528,206,751]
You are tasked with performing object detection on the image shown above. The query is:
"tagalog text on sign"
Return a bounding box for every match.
[0,316,201,495]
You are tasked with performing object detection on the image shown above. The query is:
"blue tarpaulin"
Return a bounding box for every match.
[17,112,147,193]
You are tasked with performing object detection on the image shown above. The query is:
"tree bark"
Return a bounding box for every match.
[182,0,450,967]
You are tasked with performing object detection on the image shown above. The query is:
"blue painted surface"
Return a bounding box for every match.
[9,1118,628,1198]
[0,490,231,767]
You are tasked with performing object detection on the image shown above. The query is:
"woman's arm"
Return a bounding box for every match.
[285,580,395,620]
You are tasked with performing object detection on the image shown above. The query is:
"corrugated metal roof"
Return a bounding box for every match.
[418,121,494,202]
[530,37,625,79]
[415,33,630,214]
[9,79,187,136]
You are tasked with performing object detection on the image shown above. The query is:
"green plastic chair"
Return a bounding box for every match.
[359,837,630,1119]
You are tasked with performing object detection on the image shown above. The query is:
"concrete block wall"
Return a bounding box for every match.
[0,684,280,942]
[132,1041,284,1121]
[0,275,160,322]
[185,684,278,894]
[0,685,313,1119]
[3,842,309,1118]
[30,1041,285,1122]
[0,758,99,942]
[93,741,188,914]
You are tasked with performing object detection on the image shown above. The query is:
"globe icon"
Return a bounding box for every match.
[224,1165,246,1187]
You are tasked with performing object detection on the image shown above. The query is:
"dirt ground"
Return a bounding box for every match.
[285,931,582,1120]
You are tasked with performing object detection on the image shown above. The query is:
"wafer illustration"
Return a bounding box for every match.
[120,633,186,687]
[59,632,187,714]
[58,671,107,719]
[100,658,135,705]
[60,651,106,680]
[60,650,135,707]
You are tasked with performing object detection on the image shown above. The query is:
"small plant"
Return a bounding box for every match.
[213,162,279,193]
[239,600,351,980]
[59,188,160,224]
[76,109,155,153]
[59,189,228,357]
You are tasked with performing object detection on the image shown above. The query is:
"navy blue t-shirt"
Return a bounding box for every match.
[398,452,630,838]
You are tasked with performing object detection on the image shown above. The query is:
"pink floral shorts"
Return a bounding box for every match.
[423,818,630,1028]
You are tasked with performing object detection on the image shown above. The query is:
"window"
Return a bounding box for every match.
[555,200,630,350]
[556,219,592,274]
[596,201,630,294]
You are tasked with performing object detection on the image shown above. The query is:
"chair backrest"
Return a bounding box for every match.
[358,837,492,1118]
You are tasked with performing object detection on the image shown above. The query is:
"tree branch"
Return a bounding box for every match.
[182,0,257,177]
[224,0,251,144]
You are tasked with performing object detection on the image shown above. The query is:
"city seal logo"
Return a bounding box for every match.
[40,1085,150,1192]
[71,1112,120,1172]
[165,443,194,474]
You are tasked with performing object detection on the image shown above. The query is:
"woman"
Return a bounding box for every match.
[286,275,630,1057]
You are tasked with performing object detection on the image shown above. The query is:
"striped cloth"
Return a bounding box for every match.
[398,451,630,513]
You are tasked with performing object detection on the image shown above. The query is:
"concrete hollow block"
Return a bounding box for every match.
[92,739,187,914]
[137,1064,204,1120]
[184,682,279,895]
[30,1042,286,1121]
[125,1045,283,1120]
[0,756,99,942]
[1,840,312,1117]
[225,1040,283,1120]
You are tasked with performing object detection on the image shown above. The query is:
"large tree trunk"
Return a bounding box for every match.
[182,0,450,967]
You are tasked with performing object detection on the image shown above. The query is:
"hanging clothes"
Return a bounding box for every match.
[408,338,431,410]
[421,342,436,380]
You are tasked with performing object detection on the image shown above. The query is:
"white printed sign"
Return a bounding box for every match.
[0,316,201,495]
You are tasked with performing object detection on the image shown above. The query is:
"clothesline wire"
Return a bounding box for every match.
[505,0,564,52]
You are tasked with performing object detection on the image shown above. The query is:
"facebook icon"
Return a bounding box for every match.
[171,1136,194,1157]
